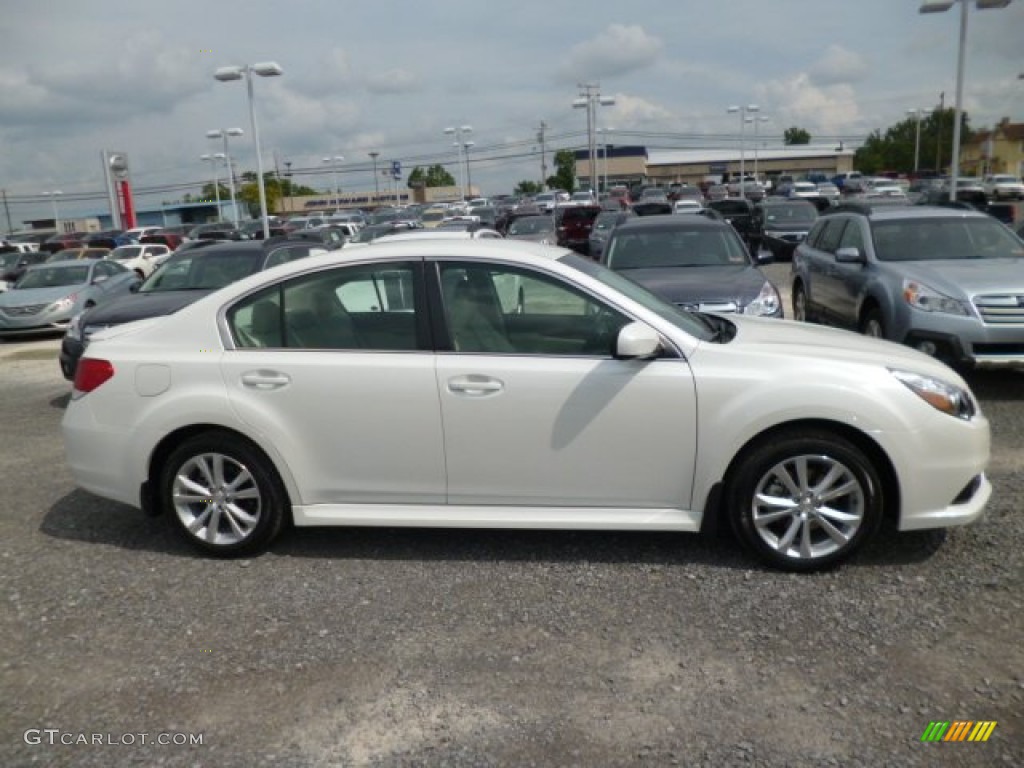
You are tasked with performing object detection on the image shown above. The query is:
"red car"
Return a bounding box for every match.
[554,204,602,255]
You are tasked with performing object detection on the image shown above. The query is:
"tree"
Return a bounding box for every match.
[546,149,577,194]
[407,164,455,188]
[515,180,543,196]
[854,108,969,175]
[783,126,811,145]
[200,183,230,201]
[234,172,317,215]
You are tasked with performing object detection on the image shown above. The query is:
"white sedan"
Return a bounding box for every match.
[108,243,171,278]
[62,241,991,571]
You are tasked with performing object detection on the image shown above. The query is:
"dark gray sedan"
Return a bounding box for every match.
[600,216,783,317]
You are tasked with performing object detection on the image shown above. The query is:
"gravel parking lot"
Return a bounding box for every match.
[1,317,1021,767]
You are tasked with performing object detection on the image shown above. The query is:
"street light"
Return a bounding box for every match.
[199,153,225,219]
[462,141,475,197]
[919,0,1013,200]
[727,104,759,198]
[906,108,926,173]
[44,190,62,232]
[207,128,244,226]
[746,115,771,184]
[443,125,473,201]
[368,151,380,204]
[573,84,615,193]
[599,126,614,192]
[322,155,344,212]
[214,61,283,238]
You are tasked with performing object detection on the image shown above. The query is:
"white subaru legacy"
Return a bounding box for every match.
[62,240,991,571]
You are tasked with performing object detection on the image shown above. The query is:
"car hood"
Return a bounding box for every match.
[0,285,82,306]
[719,315,965,383]
[891,258,1024,297]
[618,265,767,305]
[79,289,213,327]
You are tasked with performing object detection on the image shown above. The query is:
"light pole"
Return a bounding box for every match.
[727,104,759,198]
[907,108,925,173]
[368,151,380,204]
[214,61,283,239]
[207,128,244,226]
[199,153,224,219]
[322,155,344,212]
[746,115,770,185]
[463,141,475,197]
[44,190,62,232]
[599,126,614,192]
[444,125,473,201]
[919,0,1013,200]
[573,84,615,193]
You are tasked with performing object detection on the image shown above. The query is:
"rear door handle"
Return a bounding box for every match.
[448,375,504,396]
[240,370,291,390]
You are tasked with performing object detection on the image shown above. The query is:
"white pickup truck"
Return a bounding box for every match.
[982,174,1024,201]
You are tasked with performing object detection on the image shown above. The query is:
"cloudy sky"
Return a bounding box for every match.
[1,0,1022,225]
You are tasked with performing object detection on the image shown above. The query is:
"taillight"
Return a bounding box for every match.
[74,358,114,393]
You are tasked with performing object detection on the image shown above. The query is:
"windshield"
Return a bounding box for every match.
[872,217,1024,262]
[606,228,750,269]
[110,246,142,259]
[561,253,714,341]
[141,250,263,292]
[763,204,817,224]
[16,264,90,289]
[1,253,23,268]
[508,217,554,235]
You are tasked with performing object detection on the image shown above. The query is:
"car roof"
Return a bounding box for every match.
[28,259,95,270]
[824,203,991,221]
[614,215,729,233]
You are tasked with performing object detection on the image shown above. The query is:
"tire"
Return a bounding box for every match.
[792,283,811,323]
[860,308,886,339]
[160,431,287,557]
[726,429,883,572]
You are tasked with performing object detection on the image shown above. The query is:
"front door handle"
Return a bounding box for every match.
[240,370,291,390]
[448,375,504,397]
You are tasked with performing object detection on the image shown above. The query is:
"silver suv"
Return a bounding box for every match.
[791,204,1024,368]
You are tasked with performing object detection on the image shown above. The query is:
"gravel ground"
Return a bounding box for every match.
[0,330,1021,768]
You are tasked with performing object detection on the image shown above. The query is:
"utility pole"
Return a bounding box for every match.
[1,189,12,235]
[537,120,548,189]
[935,91,945,173]
[573,84,615,193]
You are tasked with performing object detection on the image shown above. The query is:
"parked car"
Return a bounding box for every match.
[588,209,635,259]
[187,222,243,241]
[672,199,705,215]
[554,204,602,253]
[815,182,841,204]
[41,232,89,254]
[791,204,1024,368]
[62,239,991,571]
[0,250,49,292]
[107,244,172,278]
[505,215,557,245]
[139,230,186,252]
[982,174,1024,201]
[0,259,138,337]
[282,216,326,233]
[631,189,673,217]
[599,216,781,318]
[752,200,819,261]
[59,239,327,380]
[706,198,758,247]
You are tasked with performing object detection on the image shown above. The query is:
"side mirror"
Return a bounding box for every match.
[835,246,865,264]
[754,249,774,265]
[615,322,661,360]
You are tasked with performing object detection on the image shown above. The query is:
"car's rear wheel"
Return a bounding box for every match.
[860,308,886,339]
[727,430,883,572]
[160,432,287,557]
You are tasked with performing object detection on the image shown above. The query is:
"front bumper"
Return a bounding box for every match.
[894,310,1024,368]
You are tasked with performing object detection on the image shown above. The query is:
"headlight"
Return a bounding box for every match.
[902,279,969,316]
[890,369,976,420]
[48,294,77,313]
[743,281,781,317]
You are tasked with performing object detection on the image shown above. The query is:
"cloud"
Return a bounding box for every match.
[364,68,421,94]
[760,74,864,135]
[809,45,868,86]
[604,93,674,127]
[558,24,663,82]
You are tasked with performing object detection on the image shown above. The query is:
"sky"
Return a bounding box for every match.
[1,0,1022,227]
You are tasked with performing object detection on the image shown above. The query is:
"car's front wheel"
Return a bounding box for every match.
[860,308,886,339]
[727,430,883,571]
[792,283,811,323]
[160,431,288,556]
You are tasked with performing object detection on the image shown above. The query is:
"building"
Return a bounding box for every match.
[960,118,1024,177]
[575,144,856,190]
